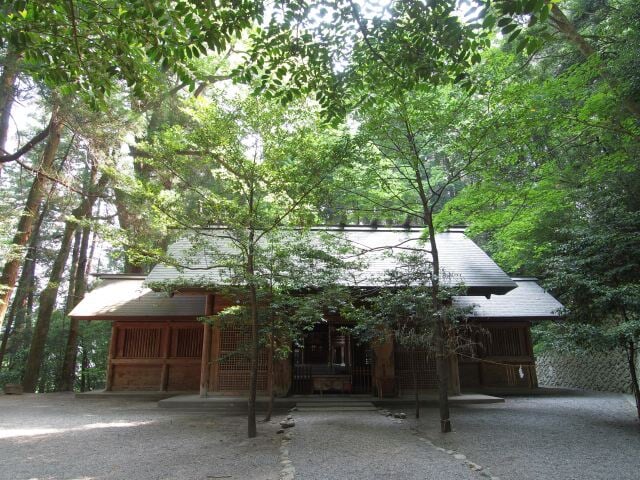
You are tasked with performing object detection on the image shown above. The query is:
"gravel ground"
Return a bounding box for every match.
[2,391,638,480]
[287,410,484,480]
[411,391,640,480]
[0,393,281,480]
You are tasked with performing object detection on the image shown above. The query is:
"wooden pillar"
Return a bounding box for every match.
[160,322,170,391]
[105,323,118,391]
[210,325,220,392]
[199,294,214,397]
[448,355,461,395]
[372,331,395,397]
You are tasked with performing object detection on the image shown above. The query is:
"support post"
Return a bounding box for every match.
[160,322,170,391]
[448,355,461,395]
[105,323,117,391]
[211,325,220,392]
[200,294,214,397]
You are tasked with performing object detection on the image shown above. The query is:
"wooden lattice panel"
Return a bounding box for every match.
[395,346,438,390]
[482,327,527,357]
[172,326,203,358]
[121,327,162,358]
[217,327,268,391]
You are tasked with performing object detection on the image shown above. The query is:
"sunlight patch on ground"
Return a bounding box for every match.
[28,478,94,480]
[0,420,153,439]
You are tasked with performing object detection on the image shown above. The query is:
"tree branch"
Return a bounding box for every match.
[0,125,51,163]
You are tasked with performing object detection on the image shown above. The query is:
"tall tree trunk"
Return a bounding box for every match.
[425,209,451,433]
[22,173,106,392]
[59,170,105,391]
[56,227,81,391]
[626,341,640,421]
[0,48,20,177]
[410,131,451,433]
[80,344,88,392]
[264,329,275,422]
[113,188,146,274]
[0,106,63,330]
[247,238,258,438]
[58,225,91,390]
[0,199,47,367]
[22,209,78,392]
[411,343,420,419]
[549,4,640,121]
[24,261,36,336]
[64,228,82,314]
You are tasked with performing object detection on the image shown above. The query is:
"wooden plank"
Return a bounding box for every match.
[110,358,200,366]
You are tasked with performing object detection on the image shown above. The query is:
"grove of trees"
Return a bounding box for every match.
[0,0,638,435]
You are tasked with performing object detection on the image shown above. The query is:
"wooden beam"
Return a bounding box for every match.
[105,323,118,391]
[160,322,170,391]
[210,325,220,392]
[199,294,214,397]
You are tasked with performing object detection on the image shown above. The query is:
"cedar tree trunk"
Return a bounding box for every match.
[0,106,63,330]
[23,173,105,392]
[0,199,46,367]
[59,171,105,391]
[0,48,20,175]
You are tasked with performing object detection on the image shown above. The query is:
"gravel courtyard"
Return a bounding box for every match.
[0,391,638,480]
[411,391,640,480]
[0,393,282,480]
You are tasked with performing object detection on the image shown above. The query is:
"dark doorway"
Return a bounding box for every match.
[292,322,372,394]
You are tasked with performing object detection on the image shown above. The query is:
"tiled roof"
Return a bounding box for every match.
[146,226,516,295]
[69,277,206,319]
[452,278,564,320]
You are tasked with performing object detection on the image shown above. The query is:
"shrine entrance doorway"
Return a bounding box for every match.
[291,322,373,395]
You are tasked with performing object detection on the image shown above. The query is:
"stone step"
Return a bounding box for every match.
[296,401,374,407]
[295,401,377,412]
[296,406,378,412]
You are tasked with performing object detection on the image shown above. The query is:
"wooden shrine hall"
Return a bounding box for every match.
[69,227,563,396]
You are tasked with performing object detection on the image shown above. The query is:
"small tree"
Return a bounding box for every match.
[341,88,496,432]
[348,251,471,419]
[138,94,348,437]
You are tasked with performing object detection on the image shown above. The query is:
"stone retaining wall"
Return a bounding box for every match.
[536,349,640,394]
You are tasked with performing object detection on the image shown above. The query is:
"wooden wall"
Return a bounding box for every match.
[458,322,538,389]
[108,321,203,391]
[106,319,271,393]
[105,317,537,394]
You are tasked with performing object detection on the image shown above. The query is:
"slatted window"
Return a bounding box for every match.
[482,327,527,357]
[217,327,268,391]
[172,327,203,358]
[121,327,162,358]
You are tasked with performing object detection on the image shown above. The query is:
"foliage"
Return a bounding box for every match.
[346,252,470,350]
[0,309,110,391]
[1,0,262,106]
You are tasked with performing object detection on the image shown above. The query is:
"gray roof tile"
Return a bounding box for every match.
[69,278,205,319]
[452,279,564,320]
[146,227,516,294]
